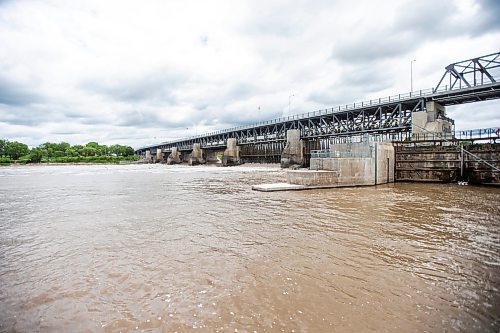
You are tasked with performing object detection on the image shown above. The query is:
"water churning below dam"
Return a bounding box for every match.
[0,164,499,332]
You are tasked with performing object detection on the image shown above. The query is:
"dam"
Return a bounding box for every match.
[135,52,500,185]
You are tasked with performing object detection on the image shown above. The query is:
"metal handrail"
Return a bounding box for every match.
[411,123,500,173]
[311,150,373,159]
[137,80,500,150]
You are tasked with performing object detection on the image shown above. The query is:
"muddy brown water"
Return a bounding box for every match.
[0,164,499,332]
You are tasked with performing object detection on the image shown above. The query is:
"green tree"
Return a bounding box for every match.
[123,146,134,156]
[84,142,99,156]
[109,144,134,156]
[98,144,108,156]
[86,142,99,149]
[0,139,135,164]
[5,141,29,160]
[57,142,70,152]
[29,148,43,163]
[66,148,79,157]
[81,146,97,156]
[0,139,6,156]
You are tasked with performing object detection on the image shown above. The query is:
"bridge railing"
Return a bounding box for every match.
[452,127,498,140]
[152,84,483,146]
[137,80,499,151]
[396,127,499,142]
[311,149,373,159]
[142,88,439,150]
[195,88,436,137]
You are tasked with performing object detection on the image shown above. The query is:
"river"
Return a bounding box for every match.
[0,164,499,332]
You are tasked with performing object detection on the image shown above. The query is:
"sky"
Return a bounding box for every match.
[0,0,499,149]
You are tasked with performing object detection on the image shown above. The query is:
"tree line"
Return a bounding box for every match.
[0,140,138,164]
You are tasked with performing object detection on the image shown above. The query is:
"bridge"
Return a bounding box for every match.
[135,52,500,166]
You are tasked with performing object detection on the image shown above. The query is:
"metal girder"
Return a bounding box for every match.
[434,52,500,92]
[141,100,417,154]
[135,52,500,156]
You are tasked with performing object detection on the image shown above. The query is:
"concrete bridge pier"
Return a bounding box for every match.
[281,129,304,168]
[222,138,241,166]
[145,150,153,163]
[155,149,164,163]
[412,101,454,139]
[167,147,181,165]
[189,143,206,166]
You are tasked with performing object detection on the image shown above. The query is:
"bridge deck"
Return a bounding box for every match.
[136,52,500,154]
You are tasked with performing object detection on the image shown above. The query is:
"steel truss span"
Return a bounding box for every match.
[136,52,500,154]
[433,52,500,92]
[143,98,425,153]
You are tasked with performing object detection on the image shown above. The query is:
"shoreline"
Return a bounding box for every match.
[1,162,137,167]
[0,162,282,168]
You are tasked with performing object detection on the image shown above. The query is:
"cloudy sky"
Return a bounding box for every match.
[0,0,499,148]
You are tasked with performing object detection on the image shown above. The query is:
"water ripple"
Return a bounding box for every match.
[0,165,499,332]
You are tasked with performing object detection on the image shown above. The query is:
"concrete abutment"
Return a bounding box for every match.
[281,129,304,168]
[304,141,395,186]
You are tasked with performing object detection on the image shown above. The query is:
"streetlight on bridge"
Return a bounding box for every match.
[411,59,416,92]
[288,93,295,115]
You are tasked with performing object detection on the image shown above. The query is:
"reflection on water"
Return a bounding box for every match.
[0,164,499,332]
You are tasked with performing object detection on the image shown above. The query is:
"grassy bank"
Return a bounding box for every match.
[0,155,140,166]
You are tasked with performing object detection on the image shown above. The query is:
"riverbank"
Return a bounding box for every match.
[0,156,141,166]
[0,161,281,169]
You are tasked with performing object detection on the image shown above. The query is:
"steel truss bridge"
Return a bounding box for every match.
[136,52,500,154]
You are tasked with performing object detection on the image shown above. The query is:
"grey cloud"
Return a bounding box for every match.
[393,0,499,37]
[0,0,13,8]
[116,109,191,129]
[242,1,318,38]
[308,87,360,108]
[189,82,261,114]
[0,77,41,106]
[46,106,110,126]
[248,18,300,38]
[332,0,499,65]
[476,0,500,34]
[199,35,208,46]
[81,68,184,104]
[0,103,108,128]
[340,64,395,92]
[225,83,261,102]
[393,1,456,37]
[0,106,53,127]
[52,129,79,135]
[201,103,283,128]
[331,30,414,64]
[307,62,395,106]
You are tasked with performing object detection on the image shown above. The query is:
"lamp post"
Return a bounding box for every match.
[410,59,416,92]
[288,93,295,115]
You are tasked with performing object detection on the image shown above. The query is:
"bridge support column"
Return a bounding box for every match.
[281,129,304,168]
[412,102,454,139]
[155,149,164,163]
[145,150,153,163]
[167,147,181,165]
[222,138,241,166]
[189,143,206,166]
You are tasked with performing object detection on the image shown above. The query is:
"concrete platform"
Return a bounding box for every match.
[251,182,354,192]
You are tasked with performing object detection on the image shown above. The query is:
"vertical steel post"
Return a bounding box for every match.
[461,146,464,178]
[411,59,416,92]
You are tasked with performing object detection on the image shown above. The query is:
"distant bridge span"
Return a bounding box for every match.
[136,52,500,157]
